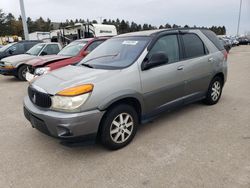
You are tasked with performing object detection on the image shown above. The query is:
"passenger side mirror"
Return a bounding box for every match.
[40,51,48,56]
[142,52,169,70]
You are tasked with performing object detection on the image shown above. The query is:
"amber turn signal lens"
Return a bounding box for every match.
[4,65,14,69]
[57,84,94,96]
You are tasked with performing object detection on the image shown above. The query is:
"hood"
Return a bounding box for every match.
[31,65,121,95]
[1,54,36,66]
[26,55,71,67]
[47,56,83,70]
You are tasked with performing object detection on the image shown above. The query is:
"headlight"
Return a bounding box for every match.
[35,67,51,76]
[51,84,94,111]
[51,93,90,110]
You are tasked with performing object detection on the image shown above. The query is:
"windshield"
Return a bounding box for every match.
[26,43,45,56]
[58,41,88,56]
[0,43,16,52]
[79,37,150,69]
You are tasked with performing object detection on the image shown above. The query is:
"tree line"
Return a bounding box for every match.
[0,9,226,38]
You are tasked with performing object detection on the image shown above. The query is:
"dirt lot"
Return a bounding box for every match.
[0,46,250,188]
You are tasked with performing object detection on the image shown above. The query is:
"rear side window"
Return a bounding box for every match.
[201,30,224,51]
[148,34,180,63]
[14,43,25,54]
[182,33,206,59]
[24,43,37,51]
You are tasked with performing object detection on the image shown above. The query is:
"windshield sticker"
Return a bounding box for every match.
[122,41,138,45]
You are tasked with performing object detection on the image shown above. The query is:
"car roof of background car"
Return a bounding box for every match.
[18,40,43,43]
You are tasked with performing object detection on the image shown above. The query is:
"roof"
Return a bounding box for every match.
[115,28,210,38]
[75,38,94,42]
[18,40,43,43]
[75,36,111,43]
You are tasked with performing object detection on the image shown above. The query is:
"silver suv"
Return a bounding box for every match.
[23,29,228,150]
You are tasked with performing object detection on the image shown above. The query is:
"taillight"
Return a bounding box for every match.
[223,50,228,61]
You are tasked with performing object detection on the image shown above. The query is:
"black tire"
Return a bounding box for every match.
[17,65,28,81]
[100,104,138,150]
[204,76,223,105]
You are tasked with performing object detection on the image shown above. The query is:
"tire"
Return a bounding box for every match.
[204,77,223,105]
[100,104,138,150]
[17,65,28,81]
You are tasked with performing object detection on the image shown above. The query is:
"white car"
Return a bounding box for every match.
[0,42,62,80]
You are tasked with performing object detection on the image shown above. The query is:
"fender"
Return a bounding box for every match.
[98,89,145,113]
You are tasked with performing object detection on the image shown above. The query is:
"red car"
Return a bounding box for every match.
[25,37,110,81]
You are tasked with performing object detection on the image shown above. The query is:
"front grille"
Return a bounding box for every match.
[28,86,52,108]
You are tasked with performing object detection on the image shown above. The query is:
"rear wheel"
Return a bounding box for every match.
[17,65,28,81]
[204,77,223,105]
[100,104,138,150]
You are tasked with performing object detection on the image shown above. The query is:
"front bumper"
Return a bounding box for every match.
[0,67,17,76]
[23,96,105,141]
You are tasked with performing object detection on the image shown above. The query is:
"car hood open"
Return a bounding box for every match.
[31,65,120,95]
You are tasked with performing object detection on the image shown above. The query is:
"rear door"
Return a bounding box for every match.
[180,32,212,102]
[140,33,185,113]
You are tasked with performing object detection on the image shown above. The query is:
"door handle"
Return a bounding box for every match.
[177,65,184,70]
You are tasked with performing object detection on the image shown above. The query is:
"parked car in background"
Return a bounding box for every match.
[0,40,42,60]
[219,38,231,53]
[238,37,249,45]
[24,28,227,150]
[0,43,62,80]
[25,37,110,81]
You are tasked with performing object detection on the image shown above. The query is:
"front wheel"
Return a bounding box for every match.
[17,65,28,81]
[100,104,138,150]
[204,77,223,105]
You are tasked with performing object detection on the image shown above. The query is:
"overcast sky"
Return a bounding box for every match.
[1,0,250,35]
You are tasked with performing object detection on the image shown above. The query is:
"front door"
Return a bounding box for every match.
[140,34,185,114]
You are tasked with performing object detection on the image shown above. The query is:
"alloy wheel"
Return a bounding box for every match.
[211,81,221,101]
[110,113,134,144]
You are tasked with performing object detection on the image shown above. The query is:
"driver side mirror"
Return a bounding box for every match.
[141,52,169,71]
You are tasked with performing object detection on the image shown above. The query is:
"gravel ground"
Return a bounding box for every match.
[0,45,250,188]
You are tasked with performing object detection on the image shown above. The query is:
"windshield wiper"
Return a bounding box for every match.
[82,54,118,65]
[81,63,93,68]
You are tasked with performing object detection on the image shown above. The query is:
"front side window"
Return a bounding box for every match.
[148,34,180,63]
[79,37,150,69]
[26,43,45,56]
[182,33,206,59]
